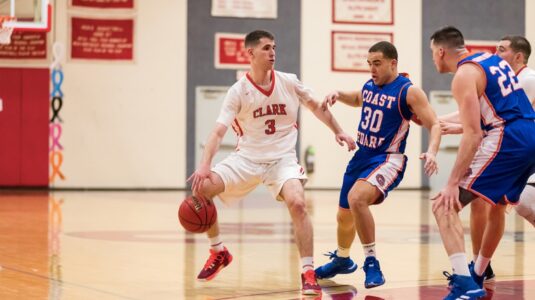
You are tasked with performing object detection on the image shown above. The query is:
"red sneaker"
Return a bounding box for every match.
[197,247,233,281]
[301,269,322,295]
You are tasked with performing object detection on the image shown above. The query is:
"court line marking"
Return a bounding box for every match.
[0,264,140,300]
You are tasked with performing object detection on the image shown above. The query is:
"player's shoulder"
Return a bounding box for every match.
[226,76,250,97]
[274,70,298,82]
[520,67,535,79]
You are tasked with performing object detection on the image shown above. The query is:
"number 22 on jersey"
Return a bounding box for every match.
[490,60,521,97]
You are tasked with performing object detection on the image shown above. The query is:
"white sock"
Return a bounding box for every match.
[473,254,478,262]
[363,242,376,258]
[516,185,535,227]
[301,257,314,272]
[474,255,491,276]
[337,246,350,258]
[449,253,470,276]
[209,236,224,252]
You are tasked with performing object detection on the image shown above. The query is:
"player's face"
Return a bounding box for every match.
[496,40,515,65]
[249,38,276,69]
[430,40,446,73]
[367,52,396,85]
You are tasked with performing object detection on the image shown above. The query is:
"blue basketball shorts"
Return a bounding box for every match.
[339,151,407,209]
[460,119,535,204]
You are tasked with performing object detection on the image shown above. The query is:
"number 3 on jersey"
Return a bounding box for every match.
[265,119,276,135]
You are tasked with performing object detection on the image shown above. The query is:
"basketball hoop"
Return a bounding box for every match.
[0,16,16,45]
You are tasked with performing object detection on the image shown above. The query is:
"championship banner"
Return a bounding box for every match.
[71,0,134,9]
[333,0,394,25]
[332,31,393,72]
[71,17,134,60]
[211,0,277,19]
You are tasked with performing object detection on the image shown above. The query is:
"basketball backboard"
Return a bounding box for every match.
[0,0,51,31]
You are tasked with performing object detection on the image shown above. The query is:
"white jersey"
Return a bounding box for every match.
[216,70,315,163]
[517,66,535,106]
[518,66,535,183]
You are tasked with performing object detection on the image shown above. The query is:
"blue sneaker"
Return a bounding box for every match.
[363,256,385,288]
[468,262,485,288]
[443,271,486,300]
[315,251,358,279]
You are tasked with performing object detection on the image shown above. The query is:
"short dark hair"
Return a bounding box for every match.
[500,35,531,64]
[369,41,398,60]
[430,26,465,49]
[244,30,274,48]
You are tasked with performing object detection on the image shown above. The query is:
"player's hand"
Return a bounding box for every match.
[322,91,339,110]
[419,152,438,176]
[439,120,463,135]
[187,164,213,196]
[335,132,356,151]
[431,184,462,215]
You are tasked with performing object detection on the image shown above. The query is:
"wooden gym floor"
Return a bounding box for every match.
[0,189,533,299]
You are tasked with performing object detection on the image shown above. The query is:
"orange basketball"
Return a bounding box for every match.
[178,196,217,233]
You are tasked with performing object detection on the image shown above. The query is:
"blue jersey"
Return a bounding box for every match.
[357,74,413,154]
[458,52,535,130]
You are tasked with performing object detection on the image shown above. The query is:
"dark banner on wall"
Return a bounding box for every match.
[72,0,134,9]
[71,17,134,60]
[0,32,47,59]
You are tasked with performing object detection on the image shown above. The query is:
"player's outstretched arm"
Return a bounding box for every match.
[407,86,441,176]
[321,90,362,110]
[187,123,228,194]
[439,120,463,135]
[439,111,461,123]
[304,99,356,151]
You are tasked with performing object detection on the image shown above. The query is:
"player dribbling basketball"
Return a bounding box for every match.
[187,30,355,296]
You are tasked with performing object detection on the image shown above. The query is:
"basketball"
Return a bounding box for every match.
[178,196,217,233]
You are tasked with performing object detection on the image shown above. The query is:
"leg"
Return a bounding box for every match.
[347,180,385,288]
[433,197,465,256]
[478,204,506,259]
[279,178,321,295]
[469,198,496,285]
[434,190,486,299]
[198,172,226,238]
[469,198,490,259]
[315,209,358,279]
[347,180,382,246]
[196,172,232,281]
[280,178,313,258]
[337,208,356,250]
[515,184,535,227]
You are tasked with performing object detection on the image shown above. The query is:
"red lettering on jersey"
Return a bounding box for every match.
[279,104,287,115]
[266,104,273,115]
[253,104,288,118]
[272,104,280,115]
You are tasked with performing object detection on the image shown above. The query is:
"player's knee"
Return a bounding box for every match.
[515,201,533,218]
[286,196,307,215]
[347,193,367,209]
[432,205,445,220]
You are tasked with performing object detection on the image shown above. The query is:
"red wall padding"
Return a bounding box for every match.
[0,68,49,186]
